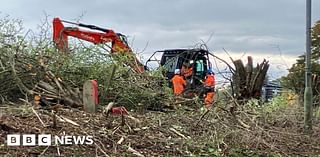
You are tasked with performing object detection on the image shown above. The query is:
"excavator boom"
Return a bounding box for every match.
[53,17,144,73]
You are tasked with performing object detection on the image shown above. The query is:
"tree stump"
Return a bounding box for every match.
[83,80,99,113]
[232,56,269,102]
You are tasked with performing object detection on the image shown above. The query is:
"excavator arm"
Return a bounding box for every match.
[53,17,145,73]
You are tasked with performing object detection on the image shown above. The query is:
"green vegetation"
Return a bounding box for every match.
[264,95,288,113]
[0,15,172,109]
[281,21,320,102]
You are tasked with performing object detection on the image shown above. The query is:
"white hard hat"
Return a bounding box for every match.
[174,69,180,74]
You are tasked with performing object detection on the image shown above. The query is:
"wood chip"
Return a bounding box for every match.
[117,136,124,145]
[60,116,80,126]
[169,128,189,139]
[128,146,145,157]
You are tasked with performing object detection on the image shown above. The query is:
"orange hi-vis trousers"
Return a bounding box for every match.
[205,92,215,108]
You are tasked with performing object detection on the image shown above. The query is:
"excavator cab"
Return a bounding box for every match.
[146,49,211,96]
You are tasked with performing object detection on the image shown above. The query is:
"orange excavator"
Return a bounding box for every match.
[51,17,213,111]
[51,17,148,114]
[52,17,145,73]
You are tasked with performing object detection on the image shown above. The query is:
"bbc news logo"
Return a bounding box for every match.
[6,134,94,146]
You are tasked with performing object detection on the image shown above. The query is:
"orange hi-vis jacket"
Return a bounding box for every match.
[171,74,187,95]
[204,74,215,87]
[204,74,215,108]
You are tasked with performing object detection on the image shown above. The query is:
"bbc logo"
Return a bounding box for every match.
[7,134,94,146]
[7,134,51,146]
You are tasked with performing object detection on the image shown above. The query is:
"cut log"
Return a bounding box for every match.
[83,80,99,113]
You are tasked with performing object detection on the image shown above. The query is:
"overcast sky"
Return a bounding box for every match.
[1,0,319,79]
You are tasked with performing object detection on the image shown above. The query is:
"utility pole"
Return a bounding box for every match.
[304,0,312,132]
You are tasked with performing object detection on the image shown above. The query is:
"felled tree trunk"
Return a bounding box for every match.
[232,56,269,102]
